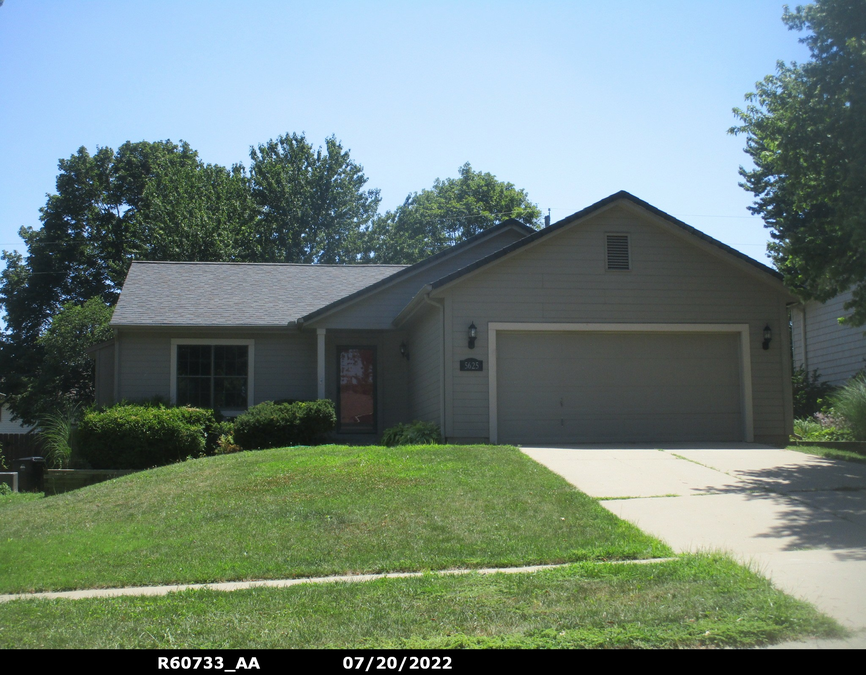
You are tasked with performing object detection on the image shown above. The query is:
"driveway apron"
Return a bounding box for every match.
[521,445,866,643]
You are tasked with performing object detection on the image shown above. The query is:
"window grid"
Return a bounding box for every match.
[177,345,248,409]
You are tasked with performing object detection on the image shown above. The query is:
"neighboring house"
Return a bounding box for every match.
[0,403,35,435]
[791,289,866,386]
[93,191,797,446]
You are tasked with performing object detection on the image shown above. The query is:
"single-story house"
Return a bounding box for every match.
[92,191,797,446]
[791,289,866,386]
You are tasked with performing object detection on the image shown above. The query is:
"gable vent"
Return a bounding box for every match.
[606,234,630,270]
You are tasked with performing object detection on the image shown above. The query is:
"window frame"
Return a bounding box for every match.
[170,338,255,413]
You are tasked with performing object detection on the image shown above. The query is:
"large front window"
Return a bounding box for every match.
[174,343,250,410]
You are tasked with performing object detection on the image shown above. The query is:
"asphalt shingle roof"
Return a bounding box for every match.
[111,262,408,327]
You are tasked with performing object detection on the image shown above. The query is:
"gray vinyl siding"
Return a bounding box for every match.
[255,332,318,402]
[313,228,528,330]
[117,331,172,402]
[92,341,115,408]
[380,331,410,430]
[115,329,317,406]
[439,204,792,445]
[792,290,866,386]
[406,305,442,426]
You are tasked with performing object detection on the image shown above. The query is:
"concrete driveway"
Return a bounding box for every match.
[521,444,866,647]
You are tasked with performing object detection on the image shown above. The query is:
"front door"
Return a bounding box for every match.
[337,346,377,433]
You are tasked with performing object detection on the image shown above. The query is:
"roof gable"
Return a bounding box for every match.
[297,219,534,326]
[428,191,785,293]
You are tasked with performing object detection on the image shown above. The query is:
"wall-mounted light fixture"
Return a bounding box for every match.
[762,324,772,351]
[468,322,477,349]
[400,340,410,361]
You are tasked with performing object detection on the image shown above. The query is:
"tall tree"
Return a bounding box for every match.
[139,160,256,262]
[364,163,542,264]
[730,0,866,324]
[248,133,381,263]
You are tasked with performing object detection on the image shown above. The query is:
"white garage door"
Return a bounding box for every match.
[496,331,744,444]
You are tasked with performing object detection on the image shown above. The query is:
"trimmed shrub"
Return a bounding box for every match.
[77,405,217,470]
[832,375,866,441]
[233,400,336,450]
[294,400,338,444]
[381,420,441,447]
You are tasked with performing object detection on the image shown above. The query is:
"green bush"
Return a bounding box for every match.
[792,366,836,418]
[0,442,6,471]
[233,400,336,450]
[381,420,441,447]
[832,375,866,441]
[793,415,855,442]
[77,405,218,470]
[212,419,241,455]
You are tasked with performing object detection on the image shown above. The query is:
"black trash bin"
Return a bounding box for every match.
[16,457,46,492]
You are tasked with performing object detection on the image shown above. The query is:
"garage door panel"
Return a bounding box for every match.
[497,331,743,443]
[501,413,742,444]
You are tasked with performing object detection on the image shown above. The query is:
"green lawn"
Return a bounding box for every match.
[0,444,845,648]
[0,445,668,594]
[0,555,843,649]
[788,444,866,464]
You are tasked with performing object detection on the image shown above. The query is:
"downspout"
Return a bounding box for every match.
[800,302,808,373]
[423,294,447,439]
[787,301,807,372]
[113,327,120,404]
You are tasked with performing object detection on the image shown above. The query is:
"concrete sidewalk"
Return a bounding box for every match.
[521,445,866,648]
[0,559,678,604]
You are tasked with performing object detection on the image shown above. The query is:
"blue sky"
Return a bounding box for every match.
[0,1,811,266]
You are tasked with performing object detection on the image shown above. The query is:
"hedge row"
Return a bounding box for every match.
[77,400,336,469]
[233,400,336,450]
[77,405,219,470]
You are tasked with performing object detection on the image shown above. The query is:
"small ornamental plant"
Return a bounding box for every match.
[381,421,441,447]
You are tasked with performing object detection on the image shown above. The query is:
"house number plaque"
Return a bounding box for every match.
[459,358,483,372]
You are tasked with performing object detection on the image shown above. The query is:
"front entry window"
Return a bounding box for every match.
[338,347,376,432]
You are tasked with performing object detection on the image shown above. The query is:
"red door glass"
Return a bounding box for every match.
[339,347,375,431]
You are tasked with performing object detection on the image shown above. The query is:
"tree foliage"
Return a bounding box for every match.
[364,162,542,264]
[731,0,866,324]
[248,133,380,263]
[12,297,114,425]
[139,160,256,263]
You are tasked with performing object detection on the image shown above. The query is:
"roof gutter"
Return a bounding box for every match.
[392,284,434,328]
